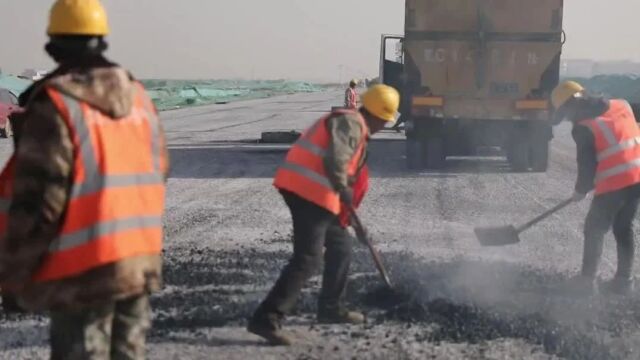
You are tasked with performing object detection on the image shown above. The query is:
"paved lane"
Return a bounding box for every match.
[2,90,638,359]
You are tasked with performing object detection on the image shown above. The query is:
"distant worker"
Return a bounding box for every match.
[551,81,640,296]
[0,0,169,358]
[344,79,359,109]
[248,85,400,345]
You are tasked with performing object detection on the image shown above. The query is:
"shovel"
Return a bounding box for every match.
[475,198,574,246]
[349,206,393,289]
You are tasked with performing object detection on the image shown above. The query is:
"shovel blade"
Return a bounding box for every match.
[474,225,520,246]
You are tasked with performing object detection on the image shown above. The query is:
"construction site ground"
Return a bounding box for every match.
[2,89,640,359]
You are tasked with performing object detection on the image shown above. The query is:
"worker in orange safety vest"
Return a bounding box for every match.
[248,84,400,346]
[344,79,359,109]
[551,80,640,296]
[0,0,169,358]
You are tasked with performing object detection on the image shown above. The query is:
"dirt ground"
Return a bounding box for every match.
[2,90,640,359]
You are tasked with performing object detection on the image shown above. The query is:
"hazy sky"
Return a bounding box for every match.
[1,1,639,81]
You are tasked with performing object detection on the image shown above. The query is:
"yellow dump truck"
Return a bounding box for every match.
[381,0,564,171]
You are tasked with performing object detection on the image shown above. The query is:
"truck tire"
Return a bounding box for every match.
[425,137,446,169]
[530,141,549,172]
[406,139,423,170]
[509,141,530,172]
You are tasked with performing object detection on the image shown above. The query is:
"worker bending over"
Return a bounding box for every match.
[248,85,400,345]
[552,81,640,296]
[0,0,169,358]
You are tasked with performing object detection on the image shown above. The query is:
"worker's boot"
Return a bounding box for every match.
[317,306,365,325]
[561,275,598,297]
[247,311,293,346]
[600,276,634,296]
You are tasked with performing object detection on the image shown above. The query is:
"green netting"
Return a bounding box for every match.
[0,75,32,96]
[141,79,322,111]
[565,75,640,104]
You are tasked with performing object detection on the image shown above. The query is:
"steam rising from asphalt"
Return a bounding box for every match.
[361,246,639,360]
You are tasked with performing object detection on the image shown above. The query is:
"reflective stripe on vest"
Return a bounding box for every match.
[580,100,640,194]
[273,111,367,214]
[30,84,166,281]
[596,136,640,162]
[594,158,640,183]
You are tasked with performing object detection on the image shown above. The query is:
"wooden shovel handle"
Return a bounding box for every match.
[348,206,393,288]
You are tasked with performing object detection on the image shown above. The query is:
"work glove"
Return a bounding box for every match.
[572,191,587,202]
[339,188,354,206]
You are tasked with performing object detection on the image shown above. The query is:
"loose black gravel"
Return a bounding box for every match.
[5,236,632,359]
[359,251,640,360]
[150,242,640,359]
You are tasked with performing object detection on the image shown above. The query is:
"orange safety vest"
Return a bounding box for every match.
[0,83,167,283]
[274,111,368,215]
[345,88,357,109]
[579,99,640,195]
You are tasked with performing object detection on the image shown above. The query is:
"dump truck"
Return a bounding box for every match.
[381,0,564,171]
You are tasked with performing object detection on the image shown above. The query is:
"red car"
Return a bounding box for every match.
[0,88,21,138]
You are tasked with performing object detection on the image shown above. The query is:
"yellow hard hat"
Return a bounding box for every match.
[551,81,584,109]
[361,84,400,122]
[350,79,358,86]
[48,0,110,36]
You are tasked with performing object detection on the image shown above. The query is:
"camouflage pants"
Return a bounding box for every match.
[49,294,151,360]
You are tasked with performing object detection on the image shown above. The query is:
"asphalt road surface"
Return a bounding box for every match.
[2,90,640,359]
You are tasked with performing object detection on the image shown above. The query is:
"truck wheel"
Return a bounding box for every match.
[406,139,423,170]
[530,141,549,172]
[509,141,530,172]
[425,137,446,169]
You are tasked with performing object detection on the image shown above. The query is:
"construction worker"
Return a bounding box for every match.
[551,81,640,296]
[248,85,400,345]
[344,79,359,109]
[0,0,169,358]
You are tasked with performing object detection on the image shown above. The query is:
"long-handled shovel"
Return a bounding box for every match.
[475,198,574,246]
[349,207,393,289]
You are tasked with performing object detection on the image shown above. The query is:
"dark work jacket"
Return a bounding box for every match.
[570,98,610,194]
